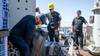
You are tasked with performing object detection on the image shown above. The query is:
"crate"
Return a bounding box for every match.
[0,36,8,56]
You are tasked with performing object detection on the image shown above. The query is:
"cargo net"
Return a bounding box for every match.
[45,40,71,56]
[44,32,80,56]
[0,37,8,56]
[8,42,20,56]
[0,37,20,56]
[45,41,69,56]
[8,48,20,56]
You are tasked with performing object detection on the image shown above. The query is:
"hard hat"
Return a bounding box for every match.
[48,3,54,9]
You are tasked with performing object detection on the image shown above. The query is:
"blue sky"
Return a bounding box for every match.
[36,0,95,27]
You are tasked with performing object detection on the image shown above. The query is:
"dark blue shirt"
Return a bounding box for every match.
[46,11,61,29]
[10,15,35,39]
[72,16,87,31]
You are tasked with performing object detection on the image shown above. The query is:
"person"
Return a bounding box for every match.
[8,15,46,56]
[46,3,61,42]
[72,10,88,49]
[36,7,41,15]
[36,7,47,26]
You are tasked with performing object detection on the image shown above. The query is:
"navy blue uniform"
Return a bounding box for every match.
[72,16,87,48]
[9,15,35,56]
[46,11,61,42]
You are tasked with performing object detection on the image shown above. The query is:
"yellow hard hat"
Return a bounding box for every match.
[48,3,54,9]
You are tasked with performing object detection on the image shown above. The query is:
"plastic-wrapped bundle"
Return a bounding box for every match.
[31,28,46,56]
